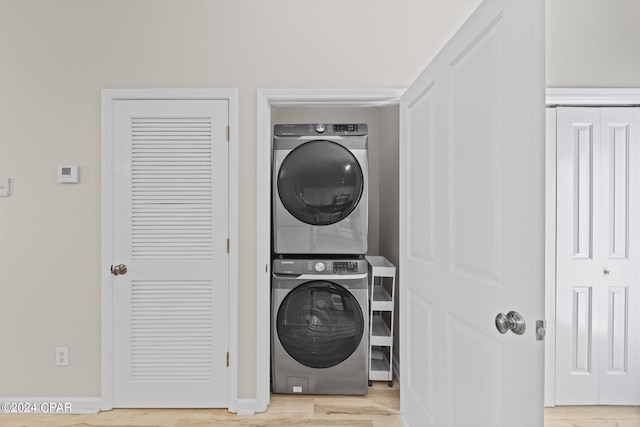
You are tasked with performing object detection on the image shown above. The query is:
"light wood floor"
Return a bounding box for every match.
[544,405,640,427]
[0,380,401,427]
[1,381,639,427]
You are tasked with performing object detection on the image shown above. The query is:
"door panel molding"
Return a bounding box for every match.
[572,122,596,260]
[547,88,640,106]
[101,88,239,412]
[447,314,503,426]
[406,289,435,422]
[406,84,437,266]
[607,123,630,259]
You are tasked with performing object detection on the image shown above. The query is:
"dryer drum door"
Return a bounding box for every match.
[277,140,363,226]
[276,280,364,368]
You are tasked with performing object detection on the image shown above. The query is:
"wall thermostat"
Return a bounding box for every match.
[57,166,79,183]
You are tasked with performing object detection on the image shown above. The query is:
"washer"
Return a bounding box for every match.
[273,123,368,255]
[271,257,369,395]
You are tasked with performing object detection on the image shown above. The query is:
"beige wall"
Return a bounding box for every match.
[3,0,640,403]
[546,0,640,87]
[0,0,480,400]
[377,106,401,367]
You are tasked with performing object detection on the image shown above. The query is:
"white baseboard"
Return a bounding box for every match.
[234,398,258,416]
[0,397,101,414]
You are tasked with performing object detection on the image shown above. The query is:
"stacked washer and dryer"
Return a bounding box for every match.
[271,123,370,395]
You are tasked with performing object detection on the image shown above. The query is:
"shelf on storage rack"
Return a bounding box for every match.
[365,255,396,276]
[371,286,393,311]
[365,255,396,387]
[371,312,393,346]
[369,346,392,382]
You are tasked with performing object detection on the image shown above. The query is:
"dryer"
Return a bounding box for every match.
[273,124,368,255]
[271,257,369,395]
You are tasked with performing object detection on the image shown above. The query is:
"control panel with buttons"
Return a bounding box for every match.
[305,260,359,273]
[275,123,367,137]
[333,261,359,273]
[273,258,366,275]
[333,124,359,133]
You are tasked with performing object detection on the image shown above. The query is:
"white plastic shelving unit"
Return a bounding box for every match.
[365,255,396,387]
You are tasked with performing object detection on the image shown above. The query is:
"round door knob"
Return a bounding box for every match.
[314,262,325,272]
[495,311,526,335]
[111,264,128,276]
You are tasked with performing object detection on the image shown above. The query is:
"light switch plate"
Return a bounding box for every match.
[0,178,10,196]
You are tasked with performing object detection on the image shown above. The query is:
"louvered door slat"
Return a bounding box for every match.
[131,116,214,261]
[130,280,213,382]
[130,108,216,373]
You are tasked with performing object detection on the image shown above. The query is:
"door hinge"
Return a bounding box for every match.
[226,351,229,367]
[226,125,230,142]
[226,238,230,253]
[536,320,546,341]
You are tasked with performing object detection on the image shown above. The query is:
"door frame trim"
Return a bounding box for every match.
[544,87,640,407]
[100,88,239,411]
[547,88,640,106]
[255,88,405,412]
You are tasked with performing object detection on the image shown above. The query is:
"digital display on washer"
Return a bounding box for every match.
[333,261,358,273]
[334,124,358,133]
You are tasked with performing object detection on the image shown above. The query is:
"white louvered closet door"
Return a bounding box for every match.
[112,99,229,407]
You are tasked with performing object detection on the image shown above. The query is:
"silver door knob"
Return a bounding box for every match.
[111,264,128,276]
[495,311,526,335]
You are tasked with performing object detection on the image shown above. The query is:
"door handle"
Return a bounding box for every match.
[111,264,128,276]
[495,311,526,335]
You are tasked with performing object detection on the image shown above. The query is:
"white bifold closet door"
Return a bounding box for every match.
[556,107,640,405]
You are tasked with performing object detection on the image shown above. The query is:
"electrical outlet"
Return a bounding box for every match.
[56,347,69,367]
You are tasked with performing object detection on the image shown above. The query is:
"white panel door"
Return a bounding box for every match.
[399,0,545,425]
[556,107,640,405]
[111,99,229,407]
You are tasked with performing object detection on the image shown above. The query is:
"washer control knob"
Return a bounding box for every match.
[314,262,325,272]
[315,123,326,133]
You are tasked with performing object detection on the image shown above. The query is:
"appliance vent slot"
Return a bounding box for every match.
[130,116,213,260]
[130,280,213,382]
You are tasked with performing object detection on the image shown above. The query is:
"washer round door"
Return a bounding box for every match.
[276,281,364,368]
[277,140,363,226]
